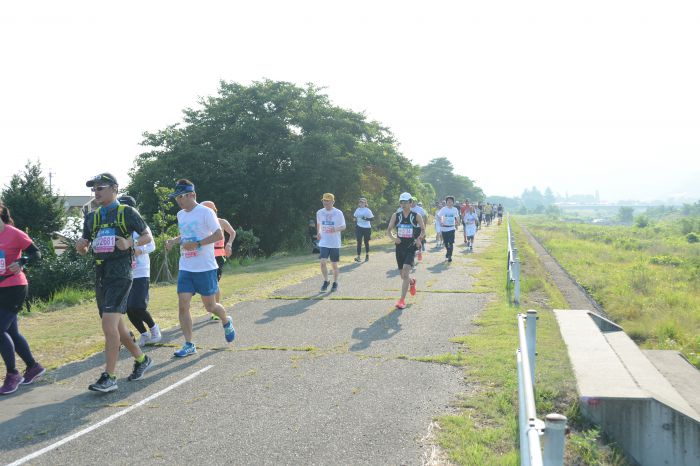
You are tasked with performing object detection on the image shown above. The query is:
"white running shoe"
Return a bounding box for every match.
[149,324,162,344]
[138,332,151,347]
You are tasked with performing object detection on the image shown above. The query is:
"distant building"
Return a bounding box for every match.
[61,195,97,216]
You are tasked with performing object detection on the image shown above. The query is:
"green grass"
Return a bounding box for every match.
[435,222,625,465]
[18,249,329,369]
[521,216,700,367]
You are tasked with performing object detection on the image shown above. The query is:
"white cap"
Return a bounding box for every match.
[399,192,412,201]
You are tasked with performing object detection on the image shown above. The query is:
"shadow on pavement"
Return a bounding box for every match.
[349,307,404,351]
[427,262,450,273]
[255,298,322,324]
[0,350,218,454]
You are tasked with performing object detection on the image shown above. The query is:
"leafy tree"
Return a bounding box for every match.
[1,161,65,238]
[420,157,483,202]
[521,187,545,211]
[618,206,634,223]
[128,80,431,254]
[543,187,556,206]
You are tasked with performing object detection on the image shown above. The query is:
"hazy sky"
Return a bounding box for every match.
[2,1,699,202]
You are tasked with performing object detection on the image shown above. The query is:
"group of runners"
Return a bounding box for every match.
[1,174,237,395]
[1,179,504,395]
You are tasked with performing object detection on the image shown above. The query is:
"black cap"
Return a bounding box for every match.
[86,173,118,187]
[117,195,136,207]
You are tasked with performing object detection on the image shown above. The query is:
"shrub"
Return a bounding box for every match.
[634,214,650,228]
[234,228,260,258]
[687,232,699,244]
[650,255,684,267]
[25,237,95,304]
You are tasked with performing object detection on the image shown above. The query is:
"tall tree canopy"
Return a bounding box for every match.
[128,80,431,254]
[1,161,65,238]
[420,157,483,202]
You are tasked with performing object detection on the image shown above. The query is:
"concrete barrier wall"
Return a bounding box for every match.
[581,397,700,466]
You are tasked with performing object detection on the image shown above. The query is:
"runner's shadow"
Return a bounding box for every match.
[0,351,218,453]
[349,307,404,352]
[255,298,321,324]
[427,262,449,273]
[338,262,362,273]
[385,268,400,278]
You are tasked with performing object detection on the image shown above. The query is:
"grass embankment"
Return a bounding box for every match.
[19,250,331,369]
[432,221,624,465]
[522,217,700,368]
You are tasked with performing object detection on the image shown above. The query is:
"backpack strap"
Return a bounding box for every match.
[116,204,128,237]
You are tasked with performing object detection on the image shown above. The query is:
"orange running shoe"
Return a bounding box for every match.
[396,298,406,309]
[409,278,417,296]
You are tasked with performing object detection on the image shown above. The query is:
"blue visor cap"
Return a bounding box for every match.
[169,183,195,198]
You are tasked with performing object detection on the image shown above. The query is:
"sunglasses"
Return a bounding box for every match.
[175,193,190,200]
[91,185,111,192]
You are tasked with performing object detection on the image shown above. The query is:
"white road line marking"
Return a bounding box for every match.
[6,364,214,466]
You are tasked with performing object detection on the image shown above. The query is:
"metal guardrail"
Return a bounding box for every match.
[517,310,567,466]
[507,214,521,305]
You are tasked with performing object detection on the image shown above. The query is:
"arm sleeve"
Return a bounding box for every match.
[19,242,41,266]
[82,213,94,240]
[138,229,156,254]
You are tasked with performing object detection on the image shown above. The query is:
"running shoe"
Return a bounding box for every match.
[354,256,361,262]
[210,314,220,321]
[364,255,369,262]
[0,372,24,395]
[128,354,153,381]
[331,282,338,292]
[224,316,237,343]
[395,299,406,309]
[174,342,197,358]
[150,324,162,344]
[138,332,151,347]
[448,258,453,262]
[409,278,417,296]
[321,280,330,292]
[21,363,46,385]
[88,372,118,393]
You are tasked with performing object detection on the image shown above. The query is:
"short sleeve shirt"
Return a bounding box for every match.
[0,225,33,287]
[177,204,221,272]
[317,207,346,249]
[353,207,373,229]
[438,207,460,232]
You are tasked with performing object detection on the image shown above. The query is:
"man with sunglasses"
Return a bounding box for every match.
[76,173,154,393]
[165,179,236,358]
[387,192,425,309]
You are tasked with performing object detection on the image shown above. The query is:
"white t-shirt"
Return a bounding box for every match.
[177,204,221,272]
[317,207,346,249]
[131,228,156,279]
[412,206,427,218]
[438,206,460,232]
[353,207,373,229]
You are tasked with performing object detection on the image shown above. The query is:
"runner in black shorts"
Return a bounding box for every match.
[387,192,425,309]
[76,173,154,393]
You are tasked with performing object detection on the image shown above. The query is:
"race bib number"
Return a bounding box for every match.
[397,224,414,239]
[443,216,455,226]
[93,228,116,253]
[182,237,199,259]
[0,250,5,274]
[321,221,334,234]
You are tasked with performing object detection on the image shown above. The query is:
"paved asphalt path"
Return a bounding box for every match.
[1,227,498,466]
